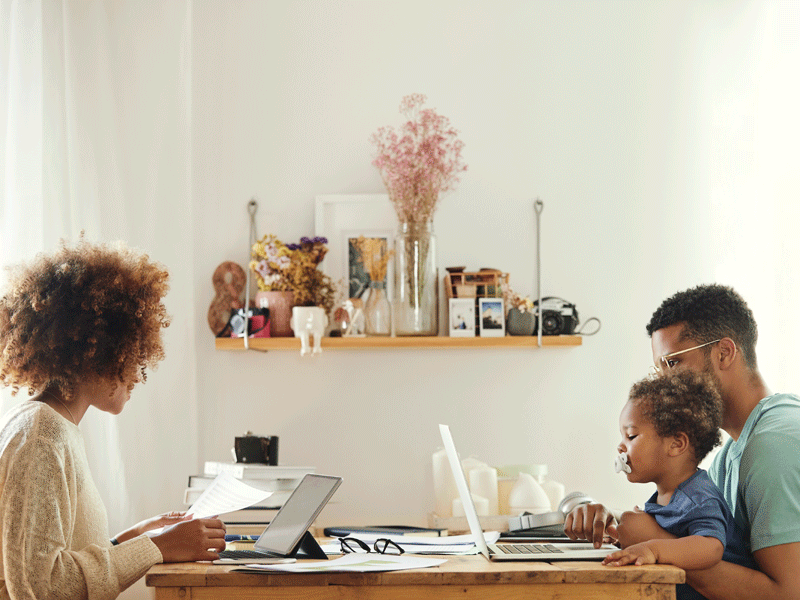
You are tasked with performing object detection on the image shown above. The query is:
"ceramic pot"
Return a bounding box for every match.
[255,291,295,337]
[506,307,535,336]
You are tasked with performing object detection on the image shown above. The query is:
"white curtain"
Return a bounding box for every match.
[706,0,800,394]
[1,0,196,563]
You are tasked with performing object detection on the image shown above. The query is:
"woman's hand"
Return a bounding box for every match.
[150,518,227,563]
[114,511,193,544]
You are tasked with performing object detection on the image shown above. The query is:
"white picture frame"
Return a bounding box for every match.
[315,195,396,301]
[449,298,476,337]
[479,298,505,337]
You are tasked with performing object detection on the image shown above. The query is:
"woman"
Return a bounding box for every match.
[0,239,226,599]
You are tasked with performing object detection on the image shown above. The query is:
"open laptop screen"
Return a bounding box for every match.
[254,474,341,555]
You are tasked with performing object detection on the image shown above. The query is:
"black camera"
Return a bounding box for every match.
[533,297,579,335]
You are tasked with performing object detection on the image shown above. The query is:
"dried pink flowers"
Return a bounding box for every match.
[371,94,467,224]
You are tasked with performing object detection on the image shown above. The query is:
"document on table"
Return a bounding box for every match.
[319,531,500,555]
[148,473,273,535]
[233,553,446,573]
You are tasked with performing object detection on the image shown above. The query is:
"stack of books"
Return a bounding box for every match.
[185,461,315,536]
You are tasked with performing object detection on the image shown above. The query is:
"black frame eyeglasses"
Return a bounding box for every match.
[339,537,405,555]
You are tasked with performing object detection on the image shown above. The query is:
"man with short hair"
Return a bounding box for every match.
[564,284,800,600]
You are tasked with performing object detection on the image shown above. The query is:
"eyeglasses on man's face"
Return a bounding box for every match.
[650,339,722,374]
[339,537,405,555]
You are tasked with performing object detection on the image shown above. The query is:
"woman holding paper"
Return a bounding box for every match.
[0,239,226,600]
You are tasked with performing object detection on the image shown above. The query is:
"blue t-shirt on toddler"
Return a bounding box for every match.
[644,469,756,600]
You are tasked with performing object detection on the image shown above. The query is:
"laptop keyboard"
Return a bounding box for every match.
[495,544,564,554]
[218,549,267,559]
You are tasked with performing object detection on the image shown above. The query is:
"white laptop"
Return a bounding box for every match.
[214,473,342,564]
[438,424,616,561]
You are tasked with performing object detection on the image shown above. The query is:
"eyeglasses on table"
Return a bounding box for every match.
[338,537,405,555]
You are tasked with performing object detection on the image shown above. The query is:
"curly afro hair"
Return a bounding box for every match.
[646,284,758,371]
[0,239,170,398]
[629,369,723,464]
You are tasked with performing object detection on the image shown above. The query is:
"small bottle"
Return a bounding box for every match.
[529,464,566,512]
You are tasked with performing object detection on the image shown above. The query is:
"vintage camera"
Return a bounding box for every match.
[228,307,270,338]
[234,432,279,465]
[533,297,579,335]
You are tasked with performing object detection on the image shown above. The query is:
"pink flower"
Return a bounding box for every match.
[371,94,467,223]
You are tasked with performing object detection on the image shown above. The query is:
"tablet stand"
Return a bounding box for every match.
[286,530,327,560]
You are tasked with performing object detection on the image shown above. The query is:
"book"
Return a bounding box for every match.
[322,525,449,538]
[225,538,258,551]
[203,461,315,480]
[184,486,292,508]
[220,507,279,523]
[188,474,303,492]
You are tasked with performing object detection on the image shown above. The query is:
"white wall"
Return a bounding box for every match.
[190,0,735,527]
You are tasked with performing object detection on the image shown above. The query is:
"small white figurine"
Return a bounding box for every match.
[342,299,365,337]
[291,306,328,356]
[614,452,632,474]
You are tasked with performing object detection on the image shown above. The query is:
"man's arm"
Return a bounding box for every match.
[687,543,800,600]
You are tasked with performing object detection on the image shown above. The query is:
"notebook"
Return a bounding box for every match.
[214,473,342,564]
[438,424,616,561]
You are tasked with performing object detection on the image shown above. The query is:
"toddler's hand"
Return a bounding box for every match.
[602,541,657,567]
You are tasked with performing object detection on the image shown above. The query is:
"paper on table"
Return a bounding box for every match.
[148,473,273,535]
[233,553,446,573]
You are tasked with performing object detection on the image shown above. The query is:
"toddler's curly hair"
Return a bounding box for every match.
[629,369,723,463]
[0,239,170,398]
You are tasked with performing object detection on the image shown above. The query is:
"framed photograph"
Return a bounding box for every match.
[315,194,396,300]
[449,298,476,337]
[344,230,393,300]
[479,298,505,337]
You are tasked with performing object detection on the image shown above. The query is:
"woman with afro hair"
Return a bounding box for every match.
[0,239,226,600]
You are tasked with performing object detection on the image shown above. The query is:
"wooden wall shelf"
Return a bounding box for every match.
[215,335,581,351]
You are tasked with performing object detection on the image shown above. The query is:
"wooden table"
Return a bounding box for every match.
[146,555,684,600]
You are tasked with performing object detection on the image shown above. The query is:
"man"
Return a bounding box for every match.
[564,284,800,600]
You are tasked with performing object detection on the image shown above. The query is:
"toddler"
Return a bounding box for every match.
[603,370,754,600]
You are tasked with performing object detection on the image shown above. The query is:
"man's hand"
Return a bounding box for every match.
[150,517,227,563]
[563,503,617,548]
[603,541,658,566]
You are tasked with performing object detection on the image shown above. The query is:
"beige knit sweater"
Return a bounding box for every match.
[0,401,163,600]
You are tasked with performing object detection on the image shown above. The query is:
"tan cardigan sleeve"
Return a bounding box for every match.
[1,434,162,600]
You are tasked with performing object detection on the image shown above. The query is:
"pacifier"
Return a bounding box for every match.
[614,452,632,474]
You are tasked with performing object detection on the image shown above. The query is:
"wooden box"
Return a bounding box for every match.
[445,271,509,300]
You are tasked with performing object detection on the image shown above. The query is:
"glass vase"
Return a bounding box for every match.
[364,280,391,336]
[394,221,438,336]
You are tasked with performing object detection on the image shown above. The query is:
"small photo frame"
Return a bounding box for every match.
[449,298,476,337]
[479,298,505,337]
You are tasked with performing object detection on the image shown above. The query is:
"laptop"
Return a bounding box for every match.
[438,424,616,561]
[214,473,342,564]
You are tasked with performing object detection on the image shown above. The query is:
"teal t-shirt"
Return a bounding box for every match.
[709,393,800,553]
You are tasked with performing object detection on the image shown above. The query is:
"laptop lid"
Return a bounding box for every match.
[438,424,491,559]
[253,473,342,555]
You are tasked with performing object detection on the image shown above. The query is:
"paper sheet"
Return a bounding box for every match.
[233,553,446,573]
[148,473,273,535]
[185,472,273,518]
